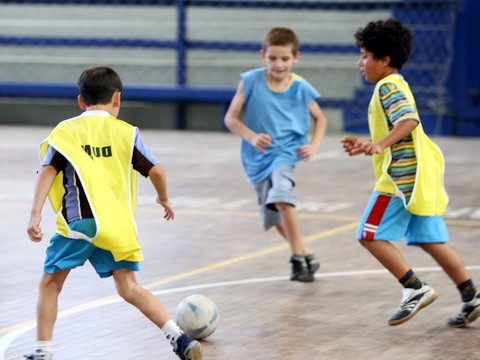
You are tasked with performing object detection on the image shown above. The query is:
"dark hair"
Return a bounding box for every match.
[77,66,123,106]
[354,18,413,69]
[263,27,299,54]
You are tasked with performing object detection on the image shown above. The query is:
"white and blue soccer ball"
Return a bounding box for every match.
[175,294,219,340]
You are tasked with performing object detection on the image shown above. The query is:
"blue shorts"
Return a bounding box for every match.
[253,164,296,231]
[357,192,449,245]
[44,219,139,278]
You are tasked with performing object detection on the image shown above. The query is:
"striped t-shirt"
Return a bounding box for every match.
[379,82,420,201]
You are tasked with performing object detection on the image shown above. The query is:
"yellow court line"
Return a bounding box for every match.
[2,210,478,334]
[149,207,480,227]
[0,221,358,335]
[141,221,359,290]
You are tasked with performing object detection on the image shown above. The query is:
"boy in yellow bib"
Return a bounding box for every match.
[26,66,202,360]
[341,19,480,327]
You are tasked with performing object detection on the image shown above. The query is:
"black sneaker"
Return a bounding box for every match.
[447,291,480,328]
[171,333,202,360]
[290,255,314,282]
[24,351,52,360]
[305,253,320,275]
[388,283,437,326]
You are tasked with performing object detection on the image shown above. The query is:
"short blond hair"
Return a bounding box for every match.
[263,27,299,54]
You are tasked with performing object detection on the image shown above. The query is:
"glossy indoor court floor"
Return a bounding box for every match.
[1,125,479,360]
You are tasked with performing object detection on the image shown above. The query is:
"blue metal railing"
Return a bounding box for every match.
[0,0,454,87]
[0,0,473,134]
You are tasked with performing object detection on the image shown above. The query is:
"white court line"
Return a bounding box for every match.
[1,265,480,360]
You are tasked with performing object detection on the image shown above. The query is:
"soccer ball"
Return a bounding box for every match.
[174,294,219,340]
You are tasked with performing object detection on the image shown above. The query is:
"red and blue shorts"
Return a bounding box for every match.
[357,192,449,245]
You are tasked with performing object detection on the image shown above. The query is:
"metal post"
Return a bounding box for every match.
[175,0,187,129]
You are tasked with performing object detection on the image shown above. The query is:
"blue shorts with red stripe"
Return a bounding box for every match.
[357,192,449,245]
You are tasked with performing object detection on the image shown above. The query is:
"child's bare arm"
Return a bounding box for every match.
[298,100,328,160]
[375,119,418,151]
[224,80,272,153]
[341,119,418,156]
[148,163,174,221]
[27,165,58,242]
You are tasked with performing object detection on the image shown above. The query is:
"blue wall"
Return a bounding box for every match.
[448,0,480,135]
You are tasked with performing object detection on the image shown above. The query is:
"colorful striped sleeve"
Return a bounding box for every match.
[379,83,419,127]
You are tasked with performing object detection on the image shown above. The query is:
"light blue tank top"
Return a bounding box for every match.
[240,68,320,184]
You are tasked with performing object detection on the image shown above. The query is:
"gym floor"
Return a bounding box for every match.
[1,125,479,360]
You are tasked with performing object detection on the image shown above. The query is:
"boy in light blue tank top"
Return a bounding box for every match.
[225,27,328,282]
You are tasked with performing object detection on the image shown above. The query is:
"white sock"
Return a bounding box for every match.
[35,340,52,354]
[162,320,183,343]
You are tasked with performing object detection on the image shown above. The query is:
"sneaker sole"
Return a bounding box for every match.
[389,289,438,326]
[185,341,202,360]
[447,306,480,328]
[290,274,315,282]
[465,306,480,326]
[447,321,467,328]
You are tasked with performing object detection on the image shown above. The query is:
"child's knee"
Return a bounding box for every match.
[113,270,139,302]
[116,282,137,303]
[40,271,68,293]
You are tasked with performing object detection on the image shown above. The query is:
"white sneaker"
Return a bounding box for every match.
[447,291,480,328]
[388,282,438,326]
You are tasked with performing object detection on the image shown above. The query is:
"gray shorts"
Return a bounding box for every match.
[253,164,296,231]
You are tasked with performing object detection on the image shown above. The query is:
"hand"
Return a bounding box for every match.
[27,213,44,242]
[298,143,318,161]
[340,136,359,156]
[248,133,272,154]
[352,139,384,156]
[156,198,175,221]
[340,137,383,156]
